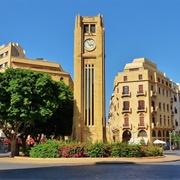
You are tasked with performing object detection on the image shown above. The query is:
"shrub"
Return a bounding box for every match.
[29,140,164,158]
[140,145,163,157]
[58,143,86,158]
[29,140,63,158]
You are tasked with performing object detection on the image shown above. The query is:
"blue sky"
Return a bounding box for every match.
[1,0,180,117]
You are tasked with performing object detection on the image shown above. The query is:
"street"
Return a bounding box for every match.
[0,161,180,180]
[0,150,180,180]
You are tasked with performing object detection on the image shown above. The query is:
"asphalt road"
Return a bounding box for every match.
[0,150,180,180]
[0,161,180,180]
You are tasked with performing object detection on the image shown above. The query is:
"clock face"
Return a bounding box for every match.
[84,38,96,51]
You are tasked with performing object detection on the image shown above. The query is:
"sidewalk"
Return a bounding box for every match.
[0,154,180,165]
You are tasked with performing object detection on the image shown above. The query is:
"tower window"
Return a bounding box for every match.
[84,25,89,33]
[90,24,96,33]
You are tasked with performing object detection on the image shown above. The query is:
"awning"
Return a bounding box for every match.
[153,139,166,144]
[2,139,10,144]
[129,138,148,145]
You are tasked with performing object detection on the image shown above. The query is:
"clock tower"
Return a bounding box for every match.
[73,14,106,143]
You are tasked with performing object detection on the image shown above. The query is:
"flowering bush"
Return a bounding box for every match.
[58,143,86,158]
[29,140,163,158]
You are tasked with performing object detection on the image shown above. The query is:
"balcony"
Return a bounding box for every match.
[121,92,131,98]
[137,107,147,113]
[122,108,132,114]
[151,122,157,129]
[151,106,158,113]
[136,91,147,97]
[122,123,132,130]
[150,90,157,97]
[138,123,148,130]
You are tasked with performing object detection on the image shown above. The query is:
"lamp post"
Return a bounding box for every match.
[169,131,172,151]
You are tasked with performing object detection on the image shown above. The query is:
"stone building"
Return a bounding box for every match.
[73,14,106,143]
[0,42,73,90]
[107,58,180,146]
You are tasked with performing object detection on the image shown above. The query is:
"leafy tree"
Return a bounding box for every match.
[171,133,180,149]
[0,68,73,157]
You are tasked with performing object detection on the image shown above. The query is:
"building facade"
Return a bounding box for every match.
[73,14,106,143]
[107,58,180,146]
[0,42,73,90]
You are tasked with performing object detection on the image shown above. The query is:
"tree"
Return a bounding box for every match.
[0,68,73,157]
[171,133,180,149]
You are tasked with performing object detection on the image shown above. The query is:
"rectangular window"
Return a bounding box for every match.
[123,86,129,94]
[159,87,161,94]
[84,25,89,33]
[138,74,143,80]
[90,24,96,33]
[123,101,129,110]
[140,116,144,126]
[138,100,145,109]
[159,102,161,110]
[124,117,129,126]
[163,103,165,111]
[124,76,127,81]
[138,85,143,93]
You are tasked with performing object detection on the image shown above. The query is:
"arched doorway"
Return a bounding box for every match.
[122,130,131,142]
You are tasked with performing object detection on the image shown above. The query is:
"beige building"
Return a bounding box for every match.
[72,14,106,143]
[107,58,180,147]
[0,42,73,90]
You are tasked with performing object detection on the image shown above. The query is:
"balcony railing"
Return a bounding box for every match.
[121,92,131,98]
[136,91,147,97]
[138,123,148,129]
[151,106,158,113]
[122,108,132,114]
[150,90,157,97]
[122,124,132,129]
[137,107,147,113]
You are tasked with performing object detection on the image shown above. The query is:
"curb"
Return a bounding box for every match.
[0,155,179,164]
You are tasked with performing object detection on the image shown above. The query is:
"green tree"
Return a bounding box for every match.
[171,133,180,149]
[0,68,73,157]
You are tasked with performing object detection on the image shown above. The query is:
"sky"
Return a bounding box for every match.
[1,0,180,117]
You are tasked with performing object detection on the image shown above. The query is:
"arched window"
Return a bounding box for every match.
[166,131,169,137]
[138,130,147,137]
[152,130,156,137]
[124,114,129,126]
[158,130,161,137]
[139,113,144,126]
